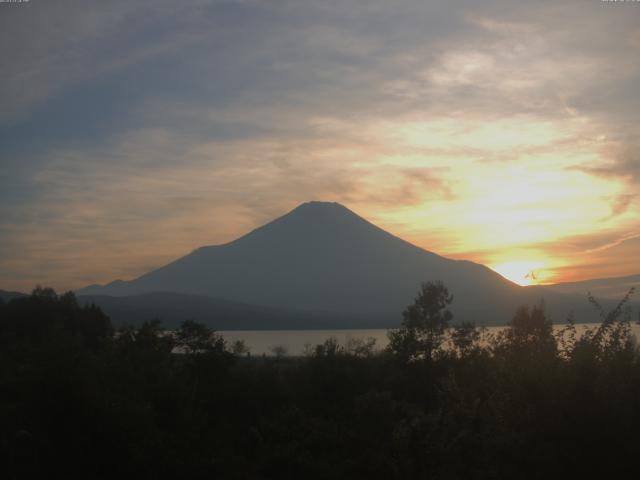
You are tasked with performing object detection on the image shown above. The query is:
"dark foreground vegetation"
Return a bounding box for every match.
[1,283,639,479]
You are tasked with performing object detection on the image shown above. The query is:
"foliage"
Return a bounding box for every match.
[0,286,112,349]
[387,281,453,361]
[1,284,639,479]
[176,318,226,355]
[492,303,557,361]
[450,321,482,358]
[231,339,250,356]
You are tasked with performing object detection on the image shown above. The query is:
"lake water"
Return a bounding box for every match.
[219,323,640,356]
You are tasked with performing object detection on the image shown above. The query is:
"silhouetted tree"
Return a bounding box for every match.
[313,337,341,358]
[492,303,557,367]
[176,319,226,355]
[116,319,174,356]
[0,286,112,349]
[269,344,288,358]
[450,321,481,358]
[4,283,640,479]
[344,336,377,357]
[387,281,453,361]
[231,339,250,356]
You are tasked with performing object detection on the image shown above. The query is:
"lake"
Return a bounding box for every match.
[219,323,640,356]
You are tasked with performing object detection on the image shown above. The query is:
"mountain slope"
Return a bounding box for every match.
[77,292,369,330]
[0,289,27,303]
[542,274,640,300]
[78,201,534,324]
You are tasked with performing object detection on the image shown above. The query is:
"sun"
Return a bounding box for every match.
[491,261,543,286]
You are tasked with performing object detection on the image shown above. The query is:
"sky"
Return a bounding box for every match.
[1,0,639,291]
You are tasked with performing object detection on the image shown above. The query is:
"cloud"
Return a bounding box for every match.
[577,146,640,185]
[605,194,636,220]
[1,0,640,290]
[582,231,640,255]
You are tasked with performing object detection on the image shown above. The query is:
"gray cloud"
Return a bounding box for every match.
[605,194,636,220]
[1,0,640,289]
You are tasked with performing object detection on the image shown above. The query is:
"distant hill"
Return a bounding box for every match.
[0,289,27,303]
[541,274,640,300]
[77,292,380,330]
[77,201,637,326]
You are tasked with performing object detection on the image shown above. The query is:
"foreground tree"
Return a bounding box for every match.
[176,319,226,355]
[491,303,558,371]
[0,286,112,349]
[450,321,482,358]
[387,281,453,361]
[5,283,640,478]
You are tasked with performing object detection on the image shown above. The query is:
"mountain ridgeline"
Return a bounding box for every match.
[77,201,636,327]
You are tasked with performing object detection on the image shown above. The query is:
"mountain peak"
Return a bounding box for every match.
[288,201,354,217]
[239,200,377,244]
[295,200,345,209]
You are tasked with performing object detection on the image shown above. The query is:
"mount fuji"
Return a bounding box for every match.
[77,201,632,327]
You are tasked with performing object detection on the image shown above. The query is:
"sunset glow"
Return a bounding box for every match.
[4,4,640,476]
[1,1,639,292]
[491,261,547,286]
